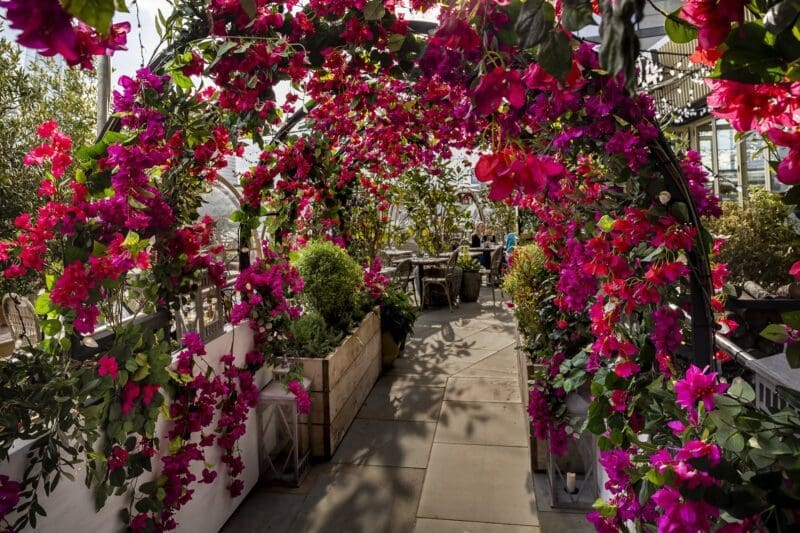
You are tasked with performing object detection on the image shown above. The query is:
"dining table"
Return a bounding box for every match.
[383,249,414,265]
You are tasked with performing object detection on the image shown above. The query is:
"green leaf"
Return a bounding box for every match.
[561,0,596,31]
[94,486,108,511]
[764,0,800,34]
[592,498,617,518]
[40,319,62,336]
[240,0,257,19]
[387,34,406,53]
[517,0,553,49]
[664,9,698,43]
[719,430,746,452]
[170,70,194,90]
[363,0,386,21]
[786,342,800,368]
[783,310,800,330]
[761,323,789,343]
[783,183,800,205]
[597,214,615,232]
[62,0,116,32]
[34,293,54,315]
[670,201,690,223]
[726,378,756,403]
[537,30,572,79]
[777,385,800,410]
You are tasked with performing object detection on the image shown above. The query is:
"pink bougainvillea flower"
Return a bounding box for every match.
[790,260,800,281]
[0,0,79,63]
[767,128,800,184]
[472,66,526,116]
[288,380,312,414]
[97,355,119,380]
[614,360,641,378]
[108,445,129,471]
[680,0,744,50]
[0,474,21,519]
[674,365,728,417]
[120,381,141,415]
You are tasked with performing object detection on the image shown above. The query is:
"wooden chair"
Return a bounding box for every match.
[482,246,505,305]
[2,293,41,347]
[390,258,417,307]
[423,249,460,311]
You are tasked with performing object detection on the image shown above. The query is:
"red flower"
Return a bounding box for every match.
[108,445,129,471]
[790,260,800,281]
[120,381,141,415]
[472,67,526,116]
[97,355,119,380]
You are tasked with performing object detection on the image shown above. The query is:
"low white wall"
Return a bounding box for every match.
[1,325,279,533]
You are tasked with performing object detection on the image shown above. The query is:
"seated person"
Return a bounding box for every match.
[470,221,485,248]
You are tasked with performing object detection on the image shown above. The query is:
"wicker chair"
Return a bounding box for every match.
[390,258,417,307]
[423,249,460,311]
[2,293,41,347]
[482,246,505,304]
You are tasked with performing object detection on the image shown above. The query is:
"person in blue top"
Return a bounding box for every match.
[505,231,517,255]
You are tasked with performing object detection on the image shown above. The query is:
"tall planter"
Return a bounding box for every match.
[298,309,381,458]
[381,330,402,368]
[460,270,481,302]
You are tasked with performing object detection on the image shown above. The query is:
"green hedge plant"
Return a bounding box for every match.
[292,240,363,329]
[705,188,800,291]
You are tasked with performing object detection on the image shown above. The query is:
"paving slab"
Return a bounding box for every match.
[358,381,445,422]
[459,331,517,352]
[414,518,539,533]
[289,464,424,533]
[223,491,305,532]
[417,443,539,526]
[445,377,521,403]
[376,372,451,389]
[332,418,436,468]
[435,401,528,447]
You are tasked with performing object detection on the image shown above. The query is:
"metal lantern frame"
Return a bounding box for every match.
[546,392,600,509]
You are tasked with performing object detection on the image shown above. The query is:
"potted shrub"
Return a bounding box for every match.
[378,288,418,368]
[290,241,382,457]
[458,252,482,303]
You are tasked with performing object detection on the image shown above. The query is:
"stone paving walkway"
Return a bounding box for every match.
[224,290,546,532]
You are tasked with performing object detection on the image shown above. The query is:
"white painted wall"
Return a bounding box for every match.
[1,325,280,533]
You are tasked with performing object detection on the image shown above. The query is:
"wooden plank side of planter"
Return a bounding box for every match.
[326,330,381,425]
[327,310,380,391]
[328,331,382,454]
[303,310,382,457]
[302,358,326,393]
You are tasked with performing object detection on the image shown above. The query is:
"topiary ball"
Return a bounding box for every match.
[293,240,364,329]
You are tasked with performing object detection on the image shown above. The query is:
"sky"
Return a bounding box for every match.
[111,0,174,84]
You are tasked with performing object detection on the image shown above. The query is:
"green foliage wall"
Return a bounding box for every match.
[0,34,96,295]
[705,188,800,290]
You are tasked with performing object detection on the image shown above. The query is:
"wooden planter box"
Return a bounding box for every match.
[516,330,548,472]
[299,309,382,458]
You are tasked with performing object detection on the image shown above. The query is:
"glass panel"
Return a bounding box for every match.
[695,122,714,191]
[771,146,791,193]
[715,120,739,201]
[743,133,766,190]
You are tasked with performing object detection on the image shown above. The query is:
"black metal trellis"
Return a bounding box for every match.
[652,131,716,367]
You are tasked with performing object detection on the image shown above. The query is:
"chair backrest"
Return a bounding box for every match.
[446,248,459,272]
[2,293,41,346]
[490,246,504,273]
[392,259,413,288]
